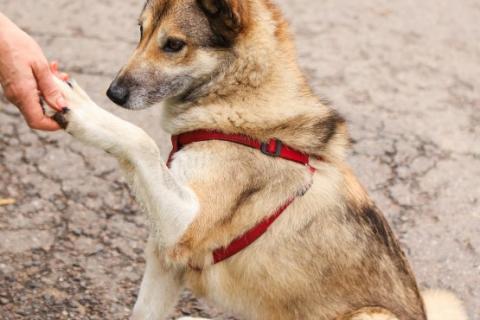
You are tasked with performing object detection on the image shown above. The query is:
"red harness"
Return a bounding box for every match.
[167,130,316,265]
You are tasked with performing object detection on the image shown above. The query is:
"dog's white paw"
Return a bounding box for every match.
[51,77,159,160]
[51,77,101,134]
[51,77,138,154]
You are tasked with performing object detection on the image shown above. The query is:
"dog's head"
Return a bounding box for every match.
[107,0,251,109]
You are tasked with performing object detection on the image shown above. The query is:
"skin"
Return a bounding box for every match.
[0,13,68,131]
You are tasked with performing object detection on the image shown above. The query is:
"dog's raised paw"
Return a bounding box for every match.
[52,108,71,130]
[52,76,92,107]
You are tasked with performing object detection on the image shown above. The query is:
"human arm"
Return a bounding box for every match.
[0,12,66,131]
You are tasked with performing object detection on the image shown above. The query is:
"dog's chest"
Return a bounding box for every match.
[168,146,218,183]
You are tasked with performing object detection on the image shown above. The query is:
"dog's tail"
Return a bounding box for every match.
[422,290,468,320]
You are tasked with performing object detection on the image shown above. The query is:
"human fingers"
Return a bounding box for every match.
[32,60,66,112]
[16,91,61,131]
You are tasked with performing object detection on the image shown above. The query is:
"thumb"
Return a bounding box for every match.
[32,62,67,111]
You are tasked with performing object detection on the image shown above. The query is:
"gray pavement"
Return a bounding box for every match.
[0,1,479,319]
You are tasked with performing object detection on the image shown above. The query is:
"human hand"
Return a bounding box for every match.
[0,14,67,131]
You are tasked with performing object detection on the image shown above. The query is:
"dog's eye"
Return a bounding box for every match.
[139,25,144,40]
[163,38,186,53]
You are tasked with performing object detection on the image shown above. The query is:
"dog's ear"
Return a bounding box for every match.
[197,0,249,47]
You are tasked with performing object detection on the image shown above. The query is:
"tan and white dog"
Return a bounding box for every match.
[49,0,468,319]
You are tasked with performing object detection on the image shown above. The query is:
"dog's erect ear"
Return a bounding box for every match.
[197,0,249,47]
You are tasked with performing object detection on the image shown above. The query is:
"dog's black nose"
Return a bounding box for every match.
[107,82,129,106]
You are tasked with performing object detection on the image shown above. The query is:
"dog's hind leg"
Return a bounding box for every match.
[50,78,200,319]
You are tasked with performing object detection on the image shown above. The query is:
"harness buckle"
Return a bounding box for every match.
[260,139,283,157]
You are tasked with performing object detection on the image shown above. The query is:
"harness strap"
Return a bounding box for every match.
[167,130,316,265]
[168,130,311,167]
[212,198,296,264]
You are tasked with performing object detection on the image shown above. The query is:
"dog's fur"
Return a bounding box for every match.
[50,0,467,319]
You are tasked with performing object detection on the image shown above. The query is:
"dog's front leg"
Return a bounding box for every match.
[51,78,199,319]
[131,237,185,320]
[119,147,199,319]
[51,78,198,246]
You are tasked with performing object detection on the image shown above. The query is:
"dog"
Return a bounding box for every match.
[47,0,468,319]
